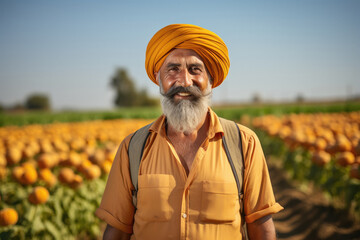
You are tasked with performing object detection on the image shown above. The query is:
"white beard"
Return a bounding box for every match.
[160,80,212,134]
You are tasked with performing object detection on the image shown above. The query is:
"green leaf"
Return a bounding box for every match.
[44,220,61,240]
[68,202,77,221]
[31,215,45,233]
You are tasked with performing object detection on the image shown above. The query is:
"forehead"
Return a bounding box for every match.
[162,49,205,66]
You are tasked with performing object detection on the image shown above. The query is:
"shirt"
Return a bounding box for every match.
[95,109,283,240]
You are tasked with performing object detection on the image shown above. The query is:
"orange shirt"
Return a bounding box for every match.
[96,109,283,240]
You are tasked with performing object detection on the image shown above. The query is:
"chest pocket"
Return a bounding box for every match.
[199,181,239,223]
[137,174,175,221]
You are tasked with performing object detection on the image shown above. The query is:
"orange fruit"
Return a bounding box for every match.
[101,160,112,174]
[66,151,82,167]
[12,166,24,182]
[77,158,92,174]
[22,160,37,169]
[37,153,59,169]
[311,151,331,166]
[40,141,54,153]
[0,154,7,167]
[22,146,35,159]
[20,165,38,185]
[28,186,49,205]
[334,135,352,152]
[58,167,75,184]
[70,138,85,151]
[313,138,327,151]
[84,164,101,180]
[6,148,22,165]
[70,174,83,189]
[0,208,18,226]
[349,164,360,180]
[39,168,57,187]
[90,149,105,165]
[336,151,355,167]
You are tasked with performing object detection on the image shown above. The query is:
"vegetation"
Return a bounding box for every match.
[1,101,360,238]
[110,68,158,107]
[1,101,359,127]
[252,112,360,219]
[25,94,51,111]
[0,107,162,127]
[0,119,152,239]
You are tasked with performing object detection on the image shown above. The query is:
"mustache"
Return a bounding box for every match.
[161,85,211,99]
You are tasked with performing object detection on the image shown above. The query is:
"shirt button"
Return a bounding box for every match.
[182,213,187,219]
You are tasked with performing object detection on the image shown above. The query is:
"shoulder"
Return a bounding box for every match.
[236,123,260,142]
[121,121,156,150]
[235,123,264,155]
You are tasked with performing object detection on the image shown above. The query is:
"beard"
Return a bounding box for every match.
[160,79,212,134]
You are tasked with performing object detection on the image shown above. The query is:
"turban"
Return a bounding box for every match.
[145,24,230,88]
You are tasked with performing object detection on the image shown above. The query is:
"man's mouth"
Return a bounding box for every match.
[161,85,202,100]
[177,92,191,97]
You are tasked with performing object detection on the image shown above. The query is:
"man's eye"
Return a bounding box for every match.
[190,67,201,72]
[169,67,179,72]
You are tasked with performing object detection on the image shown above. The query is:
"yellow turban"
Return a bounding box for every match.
[145,24,230,88]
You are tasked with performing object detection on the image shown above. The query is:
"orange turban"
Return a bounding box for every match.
[145,24,230,88]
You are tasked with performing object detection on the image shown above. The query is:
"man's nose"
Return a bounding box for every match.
[178,69,193,87]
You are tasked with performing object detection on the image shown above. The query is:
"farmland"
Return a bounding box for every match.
[1,101,360,239]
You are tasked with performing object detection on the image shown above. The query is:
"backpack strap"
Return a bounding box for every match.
[219,117,248,239]
[128,122,153,209]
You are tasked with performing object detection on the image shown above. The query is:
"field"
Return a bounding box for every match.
[1,101,360,239]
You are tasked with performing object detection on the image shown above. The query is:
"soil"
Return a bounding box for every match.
[268,160,360,240]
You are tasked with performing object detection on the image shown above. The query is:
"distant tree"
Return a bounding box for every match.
[252,93,262,103]
[296,93,305,103]
[25,94,51,110]
[110,68,158,107]
[110,68,139,107]
[0,103,3,112]
[137,89,159,106]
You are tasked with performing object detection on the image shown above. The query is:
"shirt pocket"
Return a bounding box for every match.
[199,181,239,223]
[137,174,174,221]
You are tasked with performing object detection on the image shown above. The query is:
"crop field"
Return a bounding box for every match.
[252,112,360,216]
[0,101,360,239]
[0,119,152,239]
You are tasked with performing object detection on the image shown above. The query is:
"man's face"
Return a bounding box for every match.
[155,48,212,133]
[155,48,211,102]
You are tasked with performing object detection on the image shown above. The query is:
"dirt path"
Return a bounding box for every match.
[268,160,360,240]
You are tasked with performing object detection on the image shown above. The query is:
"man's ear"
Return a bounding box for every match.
[154,72,159,84]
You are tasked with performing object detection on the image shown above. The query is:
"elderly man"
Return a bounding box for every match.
[96,24,283,240]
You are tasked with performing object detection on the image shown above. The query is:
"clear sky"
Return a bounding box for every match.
[1,0,359,110]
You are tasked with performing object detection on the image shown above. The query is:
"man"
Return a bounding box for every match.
[96,24,283,240]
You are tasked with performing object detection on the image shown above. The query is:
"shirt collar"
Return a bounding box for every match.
[149,108,224,139]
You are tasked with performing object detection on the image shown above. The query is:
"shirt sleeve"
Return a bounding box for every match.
[95,134,135,233]
[239,125,284,223]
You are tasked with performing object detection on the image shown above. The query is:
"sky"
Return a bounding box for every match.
[0,0,359,110]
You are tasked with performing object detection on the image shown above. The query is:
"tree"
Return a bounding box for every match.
[110,68,138,107]
[110,68,158,107]
[252,93,262,103]
[25,94,51,110]
[295,93,305,103]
